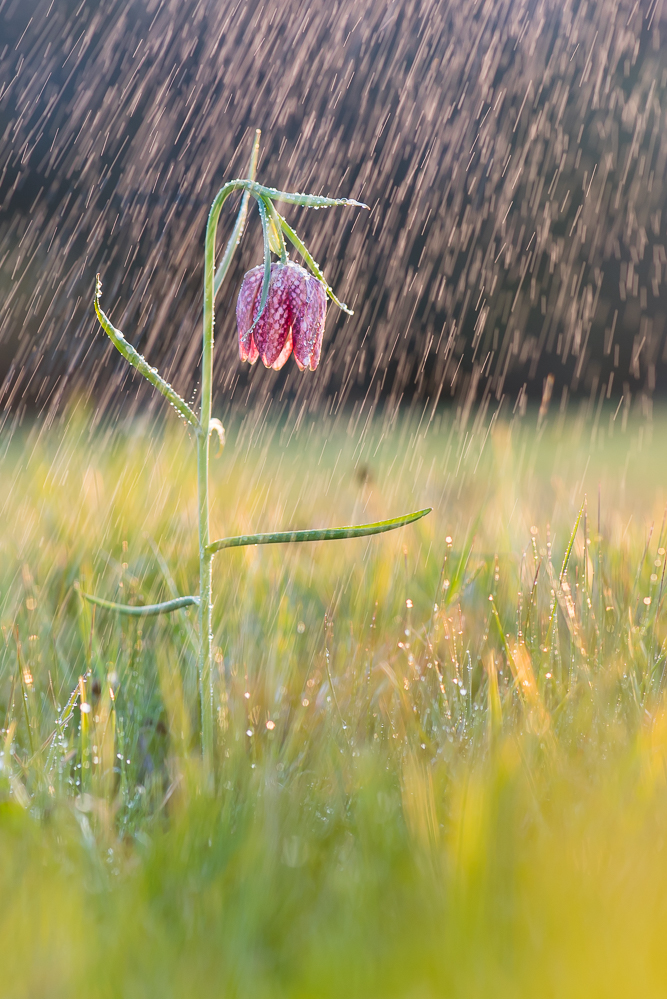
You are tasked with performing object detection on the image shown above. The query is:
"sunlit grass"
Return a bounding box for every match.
[2,403,667,996]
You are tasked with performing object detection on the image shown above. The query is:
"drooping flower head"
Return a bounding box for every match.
[237,261,327,371]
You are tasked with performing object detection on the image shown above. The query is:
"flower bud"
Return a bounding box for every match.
[237,261,327,371]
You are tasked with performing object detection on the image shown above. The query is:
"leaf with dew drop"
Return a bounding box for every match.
[263,196,288,263]
[214,130,261,297]
[251,182,368,211]
[254,197,273,328]
[275,213,353,315]
[206,508,431,556]
[94,277,200,431]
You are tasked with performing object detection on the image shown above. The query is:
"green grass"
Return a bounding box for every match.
[2,402,667,997]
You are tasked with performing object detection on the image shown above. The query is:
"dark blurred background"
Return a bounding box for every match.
[0,0,666,426]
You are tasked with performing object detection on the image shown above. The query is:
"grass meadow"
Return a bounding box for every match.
[2,401,667,997]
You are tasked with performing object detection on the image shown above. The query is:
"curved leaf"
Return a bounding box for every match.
[277,214,353,315]
[253,182,368,210]
[207,508,431,556]
[262,195,288,263]
[255,197,273,326]
[80,591,200,616]
[94,277,200,431]
[214,129,261,296]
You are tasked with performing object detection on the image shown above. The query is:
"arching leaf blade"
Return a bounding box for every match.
[214,129,261,296]
[254,197,273,324]
[94,277,200,431]
[253,183,368,210]
[262,195,288,264]
[80,591,200,616]
[207,508,431,556]
[277,214,353,314]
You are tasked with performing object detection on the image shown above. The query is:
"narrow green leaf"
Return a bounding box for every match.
[45,681,81,775]
[490,595,516,669]
[559,498,585,585]
[255,197,273,324]
[214,130,261,296]
[94,277,201,431]
[276,214,353,315]
[207,508,431,556]
[80,591,200,616]
[546,498,585,643]
[262,196,288,264]
[252,182,369,210]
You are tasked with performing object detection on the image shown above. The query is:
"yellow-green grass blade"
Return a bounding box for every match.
[207,508,431,556]
[44,681,81,775]
[546,498,585,644]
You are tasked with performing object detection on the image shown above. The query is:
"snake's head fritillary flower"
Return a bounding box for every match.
[237,261,327,371]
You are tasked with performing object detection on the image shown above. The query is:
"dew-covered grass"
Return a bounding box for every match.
[2,403,667,997]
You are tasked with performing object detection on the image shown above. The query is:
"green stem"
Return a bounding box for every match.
[198,148,261,775]
[200,189,239,774]
[197,441,213,775]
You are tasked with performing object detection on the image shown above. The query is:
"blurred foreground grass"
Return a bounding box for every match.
[2,402,667,996]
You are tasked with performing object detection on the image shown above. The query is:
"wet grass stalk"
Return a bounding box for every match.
[88,130,429,773]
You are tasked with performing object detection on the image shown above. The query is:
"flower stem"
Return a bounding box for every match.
[197,439,213,777]
[199,134,260,776]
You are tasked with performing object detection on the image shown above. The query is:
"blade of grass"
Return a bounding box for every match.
[545,499,585,646]
[44,680,81,775]
[14,627,34,757]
